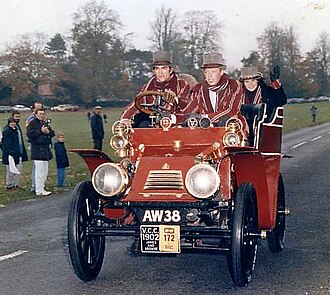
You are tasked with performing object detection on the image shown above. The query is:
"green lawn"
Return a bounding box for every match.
[0,101,329,205]
[0,108,122,205]
[283,101,330,133]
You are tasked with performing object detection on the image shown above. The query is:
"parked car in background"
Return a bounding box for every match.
[0,106,12,113]
[11,104,31,112]
[50,104,79,112]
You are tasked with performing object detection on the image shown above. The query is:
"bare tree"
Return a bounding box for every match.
[256,23,308,97]
[257,22,286,69]
[312,31,330,95]
[179,10,222,74]
[317,32,330,77]
[149,5,180,52]
[282,25,302,75]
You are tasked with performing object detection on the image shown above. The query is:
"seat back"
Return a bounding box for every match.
[240,104,266,146]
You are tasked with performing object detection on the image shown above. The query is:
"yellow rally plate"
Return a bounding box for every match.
[159,225,180,253]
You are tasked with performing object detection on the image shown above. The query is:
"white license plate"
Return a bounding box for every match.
[140,225,180,253]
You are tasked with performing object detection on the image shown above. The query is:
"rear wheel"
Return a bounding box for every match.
[67,181,105,281]
[227,183,258,287]
[267,174,286,253]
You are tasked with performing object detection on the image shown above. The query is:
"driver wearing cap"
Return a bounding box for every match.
[120,51,191,127]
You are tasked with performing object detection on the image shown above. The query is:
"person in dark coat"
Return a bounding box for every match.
[90,106,105,151]
[2,118,21,189]
[239,65,287,120]
[54,132,69,187]
[27,108,55,196]
[11,111,28,188]
[26,101,43,193]
[12,111,28,161]
[310,104,317,122]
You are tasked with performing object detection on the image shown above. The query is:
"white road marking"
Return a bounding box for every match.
[292,141,306,149]
[311,136,322,141]
[0,250,28,262]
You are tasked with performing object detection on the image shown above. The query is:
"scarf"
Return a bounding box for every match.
[201,73,230,112]
[146,73,179,94]
[244,86,262,104]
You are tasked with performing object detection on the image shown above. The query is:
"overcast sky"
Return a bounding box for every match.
[0,0,329,69]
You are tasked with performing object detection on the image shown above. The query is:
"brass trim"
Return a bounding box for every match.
[144,170,183,190]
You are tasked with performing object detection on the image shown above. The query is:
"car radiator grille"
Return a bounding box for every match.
[144,170,184,190]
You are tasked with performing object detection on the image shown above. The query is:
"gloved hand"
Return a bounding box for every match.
[164,90,178,104]
[270,65,280,82]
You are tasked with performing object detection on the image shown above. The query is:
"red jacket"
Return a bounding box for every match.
[182,74,248,137]
[121,73,191,120]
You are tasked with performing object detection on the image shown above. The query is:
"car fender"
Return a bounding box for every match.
[230,152,278,229]
[70,149,112,175]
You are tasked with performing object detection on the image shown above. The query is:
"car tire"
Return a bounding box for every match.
[267,173,286,253]
[227,182,258,287]
[67,181,105,281]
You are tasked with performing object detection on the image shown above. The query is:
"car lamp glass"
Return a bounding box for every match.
[92,163,128,197]
[110,135,128,150]
[223,132,240,147]
[199,117,211,129]
[185,164,220,199]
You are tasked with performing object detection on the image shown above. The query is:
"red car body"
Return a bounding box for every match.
[68,104,288,286]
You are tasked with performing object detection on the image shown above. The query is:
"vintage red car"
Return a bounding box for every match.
[67,91,290,287]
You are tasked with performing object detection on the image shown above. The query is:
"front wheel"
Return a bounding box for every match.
[227,183,258,287]
[267,174,286,253]
[67,181,105,281]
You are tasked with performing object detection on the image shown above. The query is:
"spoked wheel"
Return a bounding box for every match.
[67,181,105,281]
[227,182,258,287]
[267,174,286,253]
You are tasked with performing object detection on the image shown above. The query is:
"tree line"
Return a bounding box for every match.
[0,0,329,106]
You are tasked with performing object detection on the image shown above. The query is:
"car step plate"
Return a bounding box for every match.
[140,225,180,253]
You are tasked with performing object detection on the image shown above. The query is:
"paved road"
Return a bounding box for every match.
[1,123,330,295]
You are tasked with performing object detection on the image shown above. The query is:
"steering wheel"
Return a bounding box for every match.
[134,91,177,115]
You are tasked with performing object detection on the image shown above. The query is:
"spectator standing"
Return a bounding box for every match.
[310,104,317,122]
[26,101,43,193]
[26,101,43,125]
[27,108,55,196]
[103,114,108,123]
[54,132,69,187]
[2,118,20,189]
[11,111,28,188]
[90,106,104,151]
[87,112,91,121]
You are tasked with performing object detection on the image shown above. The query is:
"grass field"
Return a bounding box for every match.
[283,101,330,133]
[0,101,329,205]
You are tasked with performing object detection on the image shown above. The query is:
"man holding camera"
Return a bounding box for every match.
[27,108,55,196]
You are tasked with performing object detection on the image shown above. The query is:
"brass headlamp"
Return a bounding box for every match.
[110,121,130,158]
